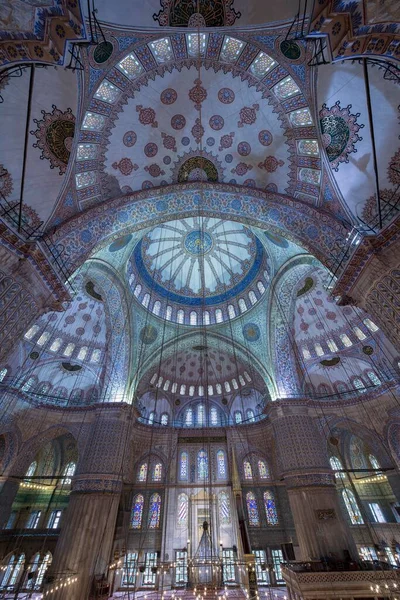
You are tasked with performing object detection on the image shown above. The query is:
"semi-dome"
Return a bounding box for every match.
[128,216,270,324]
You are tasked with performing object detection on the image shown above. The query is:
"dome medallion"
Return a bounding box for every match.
[184,230,213,255]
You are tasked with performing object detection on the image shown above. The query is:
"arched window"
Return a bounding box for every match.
[246,492,260,526]
[217,450,226,478]
[153,301,161,316]
[198,449,208,480]
[215,308,223,323]
[369,454,382,474]
[198,385,204,396]
[353,327,366,340]
[180,384,186,395]
[26,553,40,589]
[216,383,222,395]
[1,554,16,588]
[302,347,311,360]
[249,290,257,305]
[208,384,214,396]
[224,381,231,393]
[257,281,265,294]
[77,346,88,361]
[142,293,150,308]
[203,311,210,325]
[239,375,246,386]
[190,311,197,325]
[177,309,184,324]
[232,378,239,390]
[24,324,40,340]
[327,339,338,352]
[244,371,252,382]
[340,333,352,347]
[8,554,25,588]
[197,404,205,425]
[258,459,269,479]
[138,463,148,482]
[246,409,255,422]
[363,318,378,332]
[330,456,345,480]
[189,385,195,396]
[342,489,364,524]
[35,552,52,589]
[180,451,188,480]
[161,413,168,426]
[264,491,278,525]
[150,373,157,385]
[148,493,161,528]
[353,378,366,393]
[244,460,253,480]
[163,380,170,391]
[153,463,162,482]
[134,284,142,297]
[22,377,35,392]
[37,382,51,395]
[177,493,188,527]
[210,406,218,426]
[0,367,7,382]
[156,377,163,388]
[185,408,193,426]
[315,343,324,356]
[148,411,155,424]
[228,304,235,319]
[234,411,242,424]
[37,331,50,346]
[171,382,178,393]
[165,305,172,320]
[219,491,231,524]
[238,298,247,313]
[131,494,144,529]
[63,343,75,357]
[25,462,37,479]
[367,371,381,386]
[61,462,76,485]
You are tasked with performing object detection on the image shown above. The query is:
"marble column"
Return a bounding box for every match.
[45,405,133,599]
[270,402,358,562]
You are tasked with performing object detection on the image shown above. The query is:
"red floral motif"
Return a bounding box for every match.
[218,132,234,151]
[388,148,400,185]
[191,118,205,145]
[0,164,12,197]
[171,114,186,130]
[258,156,284,172]
[160,88,177,105]
[238,104,259,128]
[300,319,309,333]
[231,162,253,176]
[112,158,138,176]
[189,78,207,111]
[136,105,158,128]
[145,164,165,178]
[161,132,177,152]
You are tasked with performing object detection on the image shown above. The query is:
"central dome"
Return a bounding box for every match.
[128,217,270,324]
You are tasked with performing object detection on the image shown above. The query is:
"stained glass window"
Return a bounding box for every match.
[131,494,144,529]
[219,491,231,524]
[258,460,269,479]
[273,76,300,99]
[246,491,260,526]
[185,408,193,426]
[367,371,381,386]
[148,493,161,528]
[186,33,207,57]
[210,406,218,425]
[289,108,313,127]
[153,462,162,481]
[363,318,378,332]
[75,171,96,189]
[180,451,188,480]
[220,36,244,62]
[247,409,255,422]
[342,489,364,524]
[94,79,120,103]
[117,53,144,78]
[330,456,345,479]
[353,378,366,393]
[198,404,205,425]
[138,462,148,482]
[217,450,226,478]
[160,413,168,425]
[198,449,208,480]
[177,493,188,527]
[77,143,97,161]
[61,462,76,485]
[149,37,173,63]
[264,490,278,525]
[299,167,321,186]
[82,111,105,131]
[369,454,382,474]
[244,460,253,480]
[234,411,242,424]
[250,51,277,78]
[297,139,319,156]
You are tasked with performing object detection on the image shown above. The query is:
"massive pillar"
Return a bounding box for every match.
[0,242,68,363]
[270,402,357,562]
[334,235,400,352]
[45,405,133,600]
